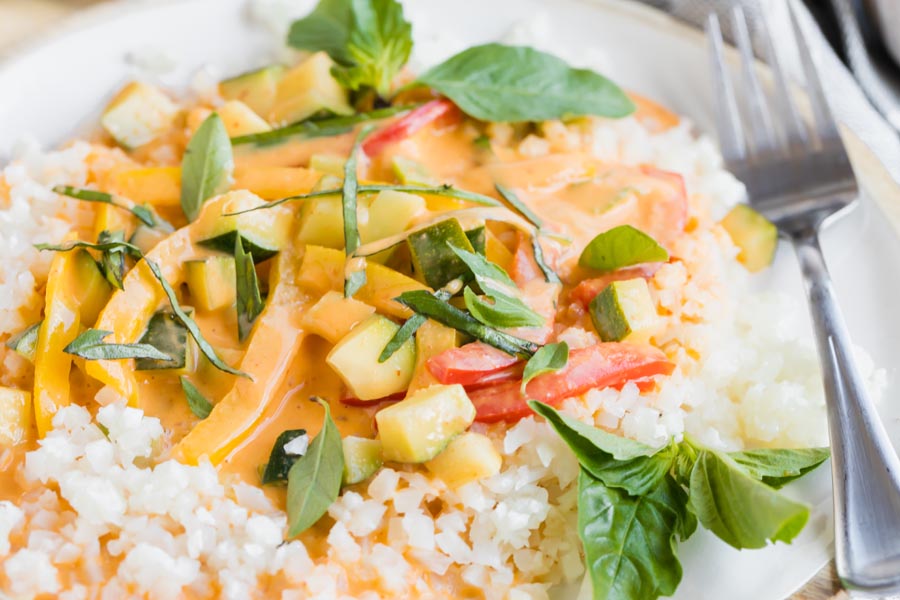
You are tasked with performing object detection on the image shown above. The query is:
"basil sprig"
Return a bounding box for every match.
[287,397,344,537]
[416,44,635,122]
[343,126,373,297]
[287,0,412,97]
[64,329,171,361]
[181,113,233,222]
[579,225,669,273]
[262,429,309,485]
[53,185,158,228]
[234,237,264,342]
[180,376,213,419]
[521,342,568,393]
[530,401,829,600]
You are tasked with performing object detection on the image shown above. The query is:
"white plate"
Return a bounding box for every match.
[2,1,899,598]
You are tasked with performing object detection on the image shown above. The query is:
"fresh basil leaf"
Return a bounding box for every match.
[578,470,692,600]
[688,449,810,549]
[463,286,544,328]
[530,400,673,496]
[728,447,830,490]
[531,233,561,284]
[262,429,309,485]
[234,236,264,342]
[495,183,542,229]
[143,258,250,379]
[448,243,518,296]
[54,185,157,227]
[63,329,171,361]
[6,321,42,361]
[416,43,634,122]
[181,113,233,222]
[343,126,373,297]
[180,377,214,419]
[97,230,128,290]
[287,397,344,537]
[521,342,568,392]
[579,225,669,273]
[287,0,354,64]
[397,289,538,358]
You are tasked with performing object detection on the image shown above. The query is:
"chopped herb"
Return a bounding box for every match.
[134,310,192,371]
[5,321,41,362]
[53,185,157,227]
[63,329,171,361]
[34,239,142,257]
[262,429,309,484]
[378,287,453,363]
[234,236,264,342]
[495,183,542,229]
[180,376,214,419]
[531,234,560,284]
[578,224,669,273]
[521,342,568,393]
[342,126,374,297]
[181,113,233,222]
[97,230,128,290]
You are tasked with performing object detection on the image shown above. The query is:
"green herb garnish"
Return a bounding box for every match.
[342,126,373,297]
[286,397,344,537]
[521,342,568,394]
[53,185,157,227]
[181,113,233,222]
[180,376,214,419]
[262,429,309,484]
[495,183,542,229]
[234,236,264,342]
[531,235,560,284]
[63,329,171,361]
[97,230,128,290]
[578,224,669,273]
[6,321,42,361]
[378,287,454,363]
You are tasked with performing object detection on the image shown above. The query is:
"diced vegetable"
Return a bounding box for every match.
[231,167,320,200]
[720,204,778,273]
[5,322,41,362]
[342,436,384,485]
[216,100,272,137]
[302,291,375,344]
[106,166,182,207]
[569,264,661,308]
[93,203,132,241]
[195,190,293,261]
[134,309,195,373]
[376,384,476,463]
[407,218,475,289]
[425,432,501,487]
[467,343,675,423]
[270,52,353,125]
[406,320,459,395]
[465,226,486,255]
[360,190,425,243]
[185,256,237,311]
[72,249,112,326]
[326,315,416,401]
[297,196,345,248]
[309,154,346,177]
[100,82,178,149]
[0,387,32,446]
[219,65,285,119]
[427,342,520,386]
[391,156,437,185]
[129,225,169,255]
[589,278,660,343]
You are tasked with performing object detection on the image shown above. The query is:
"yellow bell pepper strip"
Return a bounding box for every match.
[105,166,182,207]
[174,235,307,466]
[232,166,319,200]
[33,238,82,436]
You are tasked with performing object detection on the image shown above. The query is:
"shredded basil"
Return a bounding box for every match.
[63,329,171,361]
[53,185,157,227]
[180,376,214,419]
[97,230,128,290]
[234,236,264,342]
[342,126,374,297]
[378,287,454,363]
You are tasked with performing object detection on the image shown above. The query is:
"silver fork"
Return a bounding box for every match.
[707,3,900,594]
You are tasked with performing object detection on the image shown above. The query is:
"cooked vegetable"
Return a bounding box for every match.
[129,225,169,255]
[71,249,112,325]
[720,204,778,273]
[427,342,521,387]
[185,256,237,312]
[286,398,344,537]
[342,436,384,485]
[465,226,486,255]
[415,44,634,122]
[392,156,436,185]
[196,191,293,261]
[363,99,457,156]
[65,329,172,362]
[262,429,309,484]
[181,113,233,222]
[589,278,660,343]
[424,432,501,487]
[180,377,214,419]
[100,82,178,149]
[406,320,459,395]
[0,387,32,447]
[407,219,476,289]
[5,322,41,362]
[132,310,192,371]
[301,291,375,344]
[219,65,285,118]
[271,52,353,125]
[215,100,271,137]
[309,153,346,177]
[361,190,426,244]
[106,166,182,207]
[234,236,264,342]
[326,314,416,401]
[579,224,669,273]
[297,196,345,248]
[376,383,476,463]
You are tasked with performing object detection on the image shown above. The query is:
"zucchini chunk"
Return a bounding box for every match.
[297,196,345,249]
[270,52,353,125]
[100,82,178,149]
[326,315,416,401]
[216,100,271,137]
[376,384,476,463]
[302,291,375,344]
[720,204,778,273]
[129,225,169,254]
[361,190,426,244]
[219,65,285,120]
[309,154,346,177]
[589,278,660,343]
[391,156,437,185]
[195,191,293,262]
[134,309,195,373]
[185,256,237,311]
[425,432,502,487]
[342,436,384,486]
[407,218,476,289]
[0,387,31,447]
[465,225,487,255]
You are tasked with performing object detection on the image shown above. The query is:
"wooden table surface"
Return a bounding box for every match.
[0,1,859,598]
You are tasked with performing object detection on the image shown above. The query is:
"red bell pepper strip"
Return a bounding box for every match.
[362,98,459,157]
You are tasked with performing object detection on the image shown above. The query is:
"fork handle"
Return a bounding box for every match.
[792,228,900,593]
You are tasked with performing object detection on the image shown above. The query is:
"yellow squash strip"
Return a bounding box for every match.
[32,240,82,436]
[232,166,320,200]
[93,202,133,240]
[106,166,182,207]
[174,236,307,466]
